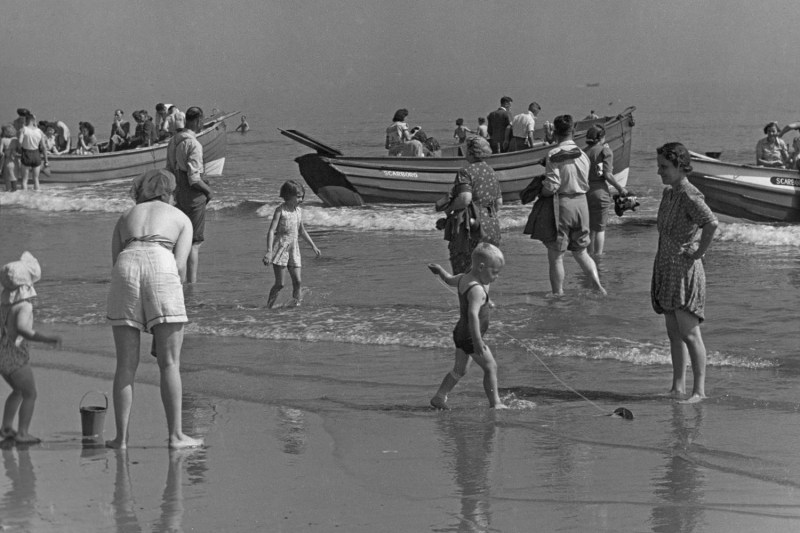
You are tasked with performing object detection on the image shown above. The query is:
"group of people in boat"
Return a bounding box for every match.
[1,104,200,191]
[755,120,800,168]
[386,97,568,158]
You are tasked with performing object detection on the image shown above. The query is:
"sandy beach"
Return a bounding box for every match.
[0,321,798,532]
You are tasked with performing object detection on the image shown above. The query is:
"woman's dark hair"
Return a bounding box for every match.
[455,118,464,126]
[279,180,305,201]
[585,124,606,145]
[82,121,95,136]
[656,142,692,173]
[763,121,779,134]
[392,108,409,122]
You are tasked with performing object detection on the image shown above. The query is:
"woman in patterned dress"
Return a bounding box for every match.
[652,143,718,404]
[443,135,502,274]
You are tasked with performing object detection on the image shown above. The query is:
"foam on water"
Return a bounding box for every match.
[716,222,800,247]
[0,189,132,213]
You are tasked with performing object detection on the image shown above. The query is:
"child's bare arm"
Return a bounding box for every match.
[13,303,61,346]
[427,263,460,286]
[263,206,282,265]
[299,220,321,256]
[467,286,488,355]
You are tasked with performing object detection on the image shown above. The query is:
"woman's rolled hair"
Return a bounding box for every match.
[656,142,692,173]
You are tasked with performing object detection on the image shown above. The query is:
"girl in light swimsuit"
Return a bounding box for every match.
[263,180,321,308]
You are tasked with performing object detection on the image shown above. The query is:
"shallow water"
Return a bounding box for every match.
[1,81,800,531]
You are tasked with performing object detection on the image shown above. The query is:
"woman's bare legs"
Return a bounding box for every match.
[665,310,707,403]
[153,323,203,449]
[107,326,141,449]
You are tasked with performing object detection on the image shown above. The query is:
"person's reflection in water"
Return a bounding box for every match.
[111,450,143,533]
[0,444,37,531]
[180,394,214,484]
[435,410,498,533]
[277,406,307,455]
[650,403,706,533]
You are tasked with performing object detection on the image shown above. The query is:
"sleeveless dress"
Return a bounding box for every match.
[586,142,615,231]
[452,280,490,355]
[270,206,302,267]
[0,305,30,378]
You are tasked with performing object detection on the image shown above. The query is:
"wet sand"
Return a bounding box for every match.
[2,326,800,532]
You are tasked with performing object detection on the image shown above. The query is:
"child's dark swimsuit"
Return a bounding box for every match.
[452,279,490,355]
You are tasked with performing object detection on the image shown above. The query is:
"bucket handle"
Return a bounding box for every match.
[79,391,108,410]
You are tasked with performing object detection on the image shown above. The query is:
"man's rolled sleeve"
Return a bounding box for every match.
[179,140,204,185]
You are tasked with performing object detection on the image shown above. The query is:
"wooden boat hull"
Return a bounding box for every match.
[688,153,800,223]
[283,108,636,207]
[40,114,234,184]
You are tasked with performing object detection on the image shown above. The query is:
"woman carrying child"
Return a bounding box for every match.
[263,180,321,308]
[442,135,502,274]
[0,252,62,444]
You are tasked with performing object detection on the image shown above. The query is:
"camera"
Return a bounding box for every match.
[613,194,640,217]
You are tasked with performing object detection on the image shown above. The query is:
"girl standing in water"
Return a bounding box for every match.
[263,181,321,308]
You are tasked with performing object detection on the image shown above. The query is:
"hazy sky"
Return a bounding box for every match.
[2,1,799,124]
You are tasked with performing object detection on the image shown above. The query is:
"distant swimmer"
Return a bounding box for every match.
[235,115,250,133]
[428,243,507,410]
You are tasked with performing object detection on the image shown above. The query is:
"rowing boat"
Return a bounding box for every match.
[688,152,800,223]
[280,107,636,207]
[40,111,238,184]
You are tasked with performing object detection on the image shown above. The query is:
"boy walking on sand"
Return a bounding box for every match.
[428,243,507,409]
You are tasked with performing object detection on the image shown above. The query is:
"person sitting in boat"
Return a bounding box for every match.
[755,121,789,168]
[129,110,158,149]
[108,109,131,152]
[412,128,441,157]
[155,103,171,140]
[42,123,60,154]
[54,120,71,154]
[385,108,413,156]
[75,121,99,155]
[163,105,185,136]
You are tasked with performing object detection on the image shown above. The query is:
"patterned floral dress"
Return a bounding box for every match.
[447,161,502,274]
[651,180,717,322]
[270,206,302,267]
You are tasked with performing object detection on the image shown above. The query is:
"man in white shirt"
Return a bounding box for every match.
[539,114,605,296]
[508,102,541,152]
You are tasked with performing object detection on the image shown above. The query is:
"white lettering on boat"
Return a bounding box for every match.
[770,176,800,187]
[383,170,419,178]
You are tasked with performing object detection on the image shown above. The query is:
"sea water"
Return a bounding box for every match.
[1,81,800,530]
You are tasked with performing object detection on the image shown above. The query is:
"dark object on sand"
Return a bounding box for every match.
[612,407,634,420]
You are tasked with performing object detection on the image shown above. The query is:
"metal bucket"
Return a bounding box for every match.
[79,391,108,439]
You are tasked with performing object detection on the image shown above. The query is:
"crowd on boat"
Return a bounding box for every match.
[0,104,204,191]
[384,97,604,158]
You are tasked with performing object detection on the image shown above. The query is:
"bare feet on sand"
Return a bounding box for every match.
[169,435,204,450]
[14,433,41,444]
[430,396,449,410]
[106,438,127,450]
[492,403,509,410]
[678,394,706,405]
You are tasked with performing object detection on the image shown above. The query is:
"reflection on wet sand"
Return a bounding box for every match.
[0,443,37,532]
[435,411,499,533]
[277,406,307,455]
[651,404,706,533]
[112,447,208,533]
